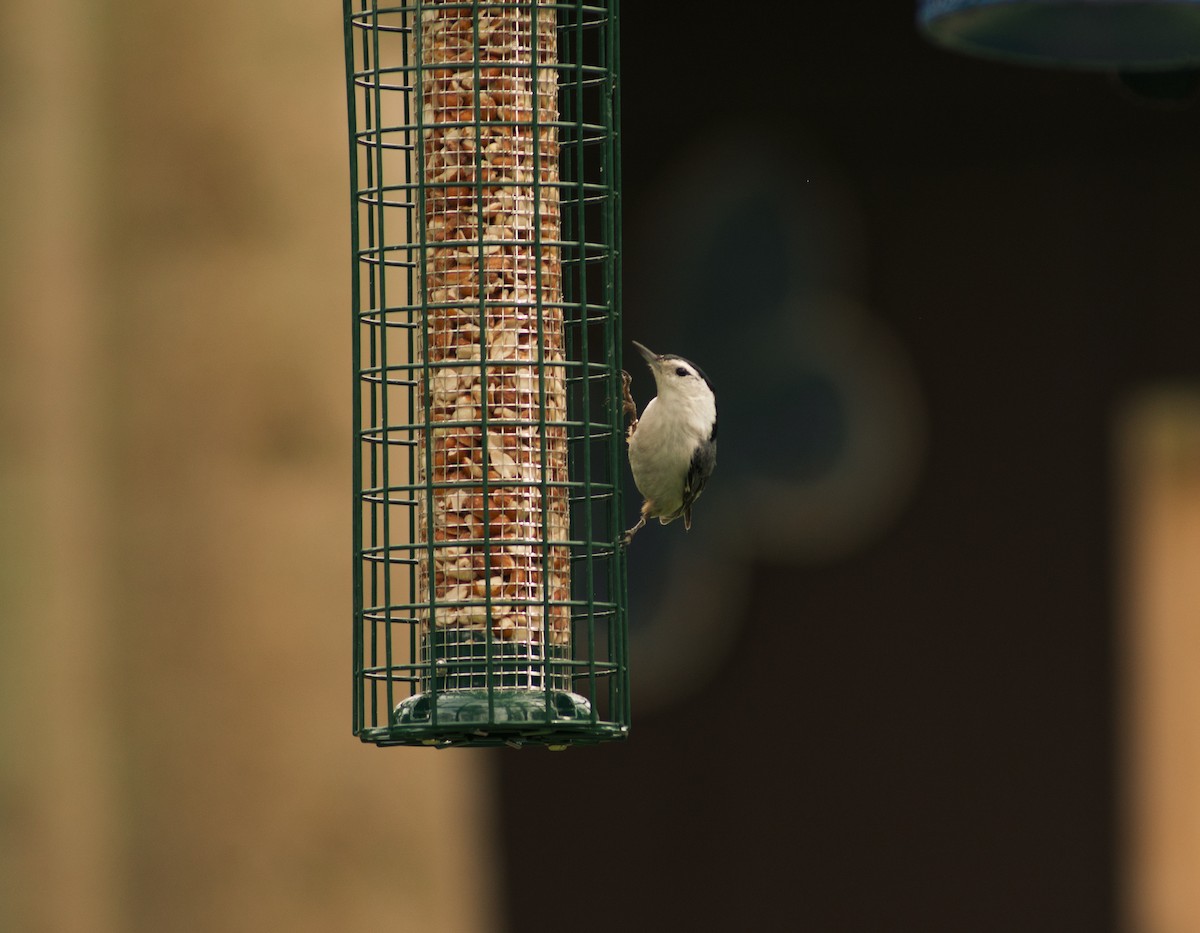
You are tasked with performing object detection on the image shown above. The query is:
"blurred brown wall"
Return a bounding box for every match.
[1119,393,1200,933]
[1,3,497,932]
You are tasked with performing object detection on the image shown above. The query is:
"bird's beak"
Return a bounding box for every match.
[631,341,658,367]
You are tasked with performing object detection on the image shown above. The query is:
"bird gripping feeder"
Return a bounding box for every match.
[344,0,628,748]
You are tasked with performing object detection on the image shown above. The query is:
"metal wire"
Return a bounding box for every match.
[345,0,626,748]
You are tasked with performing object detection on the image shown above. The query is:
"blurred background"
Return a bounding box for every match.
[3,1,1200,931]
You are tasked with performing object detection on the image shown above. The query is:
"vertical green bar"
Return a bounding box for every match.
[402,0,420,713]
[411,0,440,729]
[608,0,630,726]
[344,0,364,735]
[367,1,395,722]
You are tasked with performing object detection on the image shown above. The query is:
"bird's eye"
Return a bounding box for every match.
[675,366,689,377]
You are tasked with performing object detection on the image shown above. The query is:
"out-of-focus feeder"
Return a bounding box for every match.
[918,0,1200,97]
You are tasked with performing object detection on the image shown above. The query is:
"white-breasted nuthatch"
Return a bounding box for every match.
[622,340,718,544]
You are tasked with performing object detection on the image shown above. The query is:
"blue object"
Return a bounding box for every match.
[918,0,1200,69]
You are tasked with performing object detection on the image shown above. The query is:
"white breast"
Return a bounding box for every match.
[628,394,713,520]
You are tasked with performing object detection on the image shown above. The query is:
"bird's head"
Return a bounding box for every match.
[632,341,714,406]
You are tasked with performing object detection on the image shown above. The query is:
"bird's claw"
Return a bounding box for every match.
[621,511,647,547]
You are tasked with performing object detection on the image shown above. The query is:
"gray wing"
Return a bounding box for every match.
[680,438,716,530]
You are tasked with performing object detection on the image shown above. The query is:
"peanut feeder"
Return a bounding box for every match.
[345,0,629,748]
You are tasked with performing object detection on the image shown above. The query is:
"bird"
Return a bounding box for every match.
[622,340,717,544]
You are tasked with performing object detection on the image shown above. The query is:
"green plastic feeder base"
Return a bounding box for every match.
[353,688,628,749]
[394,686,590,725]
[377,688,622,749]
[354,629,629,748]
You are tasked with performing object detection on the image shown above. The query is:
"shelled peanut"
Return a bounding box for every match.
[413,1,570,649]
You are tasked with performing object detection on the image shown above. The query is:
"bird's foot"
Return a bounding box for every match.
[621,516,646,547]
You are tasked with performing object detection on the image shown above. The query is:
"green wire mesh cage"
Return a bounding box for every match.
[343,0,627,748]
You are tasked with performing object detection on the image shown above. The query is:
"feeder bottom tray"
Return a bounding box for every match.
[370,688,627,749]
[394,687,591,726]
[357,630,629,748]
